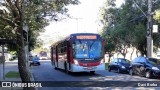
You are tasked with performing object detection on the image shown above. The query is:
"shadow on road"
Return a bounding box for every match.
[69,72,100,77]
[55,68,101,77]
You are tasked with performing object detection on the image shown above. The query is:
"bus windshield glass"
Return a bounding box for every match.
[39,51,47,57]
[72,40,102,59]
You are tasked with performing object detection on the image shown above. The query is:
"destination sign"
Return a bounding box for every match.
[76,35,97,39]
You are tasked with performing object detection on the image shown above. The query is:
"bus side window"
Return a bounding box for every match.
[63,41,67,53]
[58,44,61,53]
[61,42,63,53]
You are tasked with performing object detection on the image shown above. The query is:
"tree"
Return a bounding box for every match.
[0,0,79,90]
[154,10,160,20]
[99,0,117,61]
[152,10,160,53]
[99,0,160,58]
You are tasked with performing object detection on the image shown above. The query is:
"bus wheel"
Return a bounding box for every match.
[64,63,69,74]
[54,64,58,70]
[54,66,58,70]
[90,71,95,74]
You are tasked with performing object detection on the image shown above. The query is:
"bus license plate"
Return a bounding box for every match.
[87,67,93,70]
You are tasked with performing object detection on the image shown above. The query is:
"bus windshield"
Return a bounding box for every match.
[39,51,47,57]
[72,40,102,59]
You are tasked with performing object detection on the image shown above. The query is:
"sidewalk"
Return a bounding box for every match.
[1,60,21,81]
[0,60,35,90]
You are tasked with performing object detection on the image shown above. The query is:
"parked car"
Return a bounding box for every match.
[129,57,160,78]
[108,58,130,73]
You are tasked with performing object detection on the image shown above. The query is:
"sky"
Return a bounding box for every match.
[40,0,124,47]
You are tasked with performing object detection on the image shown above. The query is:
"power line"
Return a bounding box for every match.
[133,0,147,18]
[104,0,160,31]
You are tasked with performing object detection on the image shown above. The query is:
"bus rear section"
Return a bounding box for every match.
[50,33,105,73]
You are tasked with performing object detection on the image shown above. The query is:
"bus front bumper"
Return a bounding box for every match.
[71,63,105,72]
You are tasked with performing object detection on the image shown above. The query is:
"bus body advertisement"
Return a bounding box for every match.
[50,33,105,73]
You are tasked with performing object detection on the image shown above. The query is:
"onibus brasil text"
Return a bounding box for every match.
[2,82,42,87]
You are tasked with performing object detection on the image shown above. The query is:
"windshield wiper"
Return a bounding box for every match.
[78,39,82,44]
[90,40,96,48]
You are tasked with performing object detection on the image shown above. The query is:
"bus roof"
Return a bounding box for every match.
[70,33,100,36]
[51,33,101,47]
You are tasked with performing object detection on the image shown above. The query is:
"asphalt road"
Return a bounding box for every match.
[2,60,159,90]
[30,60,160,90]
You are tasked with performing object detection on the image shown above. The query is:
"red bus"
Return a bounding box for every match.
[50,33,105,73]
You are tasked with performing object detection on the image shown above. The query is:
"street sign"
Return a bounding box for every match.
[153,25,158,33]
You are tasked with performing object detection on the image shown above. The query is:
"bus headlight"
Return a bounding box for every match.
[74,60,79,65]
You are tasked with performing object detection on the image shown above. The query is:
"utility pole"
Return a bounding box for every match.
[75,18,79,32]
[74,18,81,33]
[70,17,82,33]
[147,0,153,58]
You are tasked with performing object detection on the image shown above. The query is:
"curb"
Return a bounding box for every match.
[1,61,38,90]
[29,68,39,90]
[0,64,3,81]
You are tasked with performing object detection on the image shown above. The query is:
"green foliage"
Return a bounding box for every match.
[0,0,80,83]
[99,0,160,56]
[0,0,80,52]
[9,51,17,55]
[5,71,20,78]
[154,9,160,20]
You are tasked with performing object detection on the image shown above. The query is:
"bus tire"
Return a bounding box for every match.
[54,67,58,70]
[54,63,58,70]
[64,63,69,74]
[54,66,58,70]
